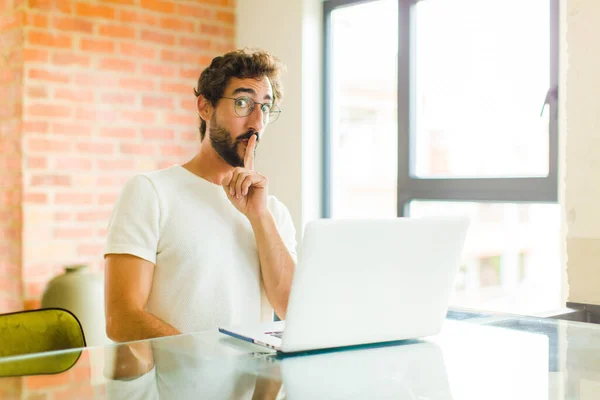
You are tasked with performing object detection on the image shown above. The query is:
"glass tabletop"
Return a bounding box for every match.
[0,310,599,399]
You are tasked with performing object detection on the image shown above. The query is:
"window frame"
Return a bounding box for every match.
[322,0,560,218]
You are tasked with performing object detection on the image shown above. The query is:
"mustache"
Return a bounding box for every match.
[236,131,259,143]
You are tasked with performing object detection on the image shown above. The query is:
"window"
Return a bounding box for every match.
[323,0,560,314]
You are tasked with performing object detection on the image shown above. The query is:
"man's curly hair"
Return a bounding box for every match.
[194,49,285,140]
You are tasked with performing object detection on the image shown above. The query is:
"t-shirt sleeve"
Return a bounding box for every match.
[269,197,298,263]
[104,174,160,264]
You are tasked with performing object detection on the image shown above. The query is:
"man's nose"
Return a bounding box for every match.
[246,105,265,133]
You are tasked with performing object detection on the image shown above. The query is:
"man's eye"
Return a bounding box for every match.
[261,104,273,113]
[236,98,250,108]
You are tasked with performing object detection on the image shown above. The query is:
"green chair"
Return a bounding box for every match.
[0,308,86,377]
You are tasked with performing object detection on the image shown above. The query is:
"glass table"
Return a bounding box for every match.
[0,309,599,399]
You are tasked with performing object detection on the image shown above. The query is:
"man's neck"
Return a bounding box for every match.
[183,141,233,186]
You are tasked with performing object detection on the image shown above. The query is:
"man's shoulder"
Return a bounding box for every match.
[127,165,185,190]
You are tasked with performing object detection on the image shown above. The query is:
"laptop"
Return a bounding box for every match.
[219,216,469,353]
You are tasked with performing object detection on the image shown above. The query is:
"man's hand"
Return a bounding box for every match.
[221,134,269,221]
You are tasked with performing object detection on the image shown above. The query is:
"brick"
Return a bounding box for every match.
[140,30,174,45]
[54,157,93,170]
[160,17,195,33]
[98,176,128,186]
[180,98,196,111]
[75,3,115,19]
[28,30,72,49]
[200,24,233,37]
[23,48,49,62]
[27,138,71,152]
[141,128,174,140]
[119,77,156,91]
[141,63,176,77]
[166,113,196,126]
[52,384,94,399]
[27,104,71,119]
[99,58,137,73]
[216,11,235,25]
[0,103,19,119]
[53,16,94,33]
[0,140,18,153]
[97,159,134,171]
[75,73,119,88]
[161,145,190,157]
[75,107,117,121]
[31,175,71,187]
[119,42,156,59]
[23,12,48,28]
[179,131,200,143]
[54,88,94,103]
[140,0,174,13]
[101,0,135,4]
[22,121,49,134]
[177,4,212,19]
[50,122,93,137]
[23,298,39,310]
[0,69,19,85]
[55,193,93,205]
[142,95,173,109]
[99,24,136,39]
[24,193,47,204]
[179,37,211,51]
[27,156,48,169]
[118,9,157,25]
[180,67,201,80]
[119,110,155,124]
[80,38,115,53]
[99,127,137,139]
[120,142,156,155]
[52,52,91,66]
[28,0,72,14]
[75,142,114,154]
[100,93,136,104]
[28,68,70,83]
[55,227,96,239]
[98,193,119,205]
[0,191,20,207]
[0,12,21,30]
[77,244,105,257]
[161,50,201,65]
[55,212,72,221]
[161,82,193,95]
[26,86,48,99]
[25,281,46,300]
[212,40,234,54]
[76,211,111,222]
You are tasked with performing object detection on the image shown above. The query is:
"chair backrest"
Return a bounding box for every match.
[0,308,86,377]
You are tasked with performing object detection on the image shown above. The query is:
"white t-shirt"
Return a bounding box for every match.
[104,165,297,333]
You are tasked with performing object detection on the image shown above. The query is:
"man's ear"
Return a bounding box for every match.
[197,95,213,122]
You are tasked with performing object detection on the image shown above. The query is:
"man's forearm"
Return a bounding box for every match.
[107,310,181,343]
[250,211,296,319]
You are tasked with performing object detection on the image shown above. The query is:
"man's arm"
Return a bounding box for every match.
[249,212,296,319]
[105,254,181,342]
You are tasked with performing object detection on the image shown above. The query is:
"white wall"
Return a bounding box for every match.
[237,0,323,243]
[564,0,600,305]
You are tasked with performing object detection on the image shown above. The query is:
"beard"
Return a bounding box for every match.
[209,117,259,168]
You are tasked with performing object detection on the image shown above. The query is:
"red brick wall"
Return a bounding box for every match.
[0,0,24,313]
[1,0,236,311]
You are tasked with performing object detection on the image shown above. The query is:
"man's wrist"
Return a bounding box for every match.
[248,209,272,227]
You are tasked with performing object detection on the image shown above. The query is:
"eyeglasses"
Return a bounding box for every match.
[221,96,281,124]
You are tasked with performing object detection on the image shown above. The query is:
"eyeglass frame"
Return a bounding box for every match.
[220,96,281,124]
